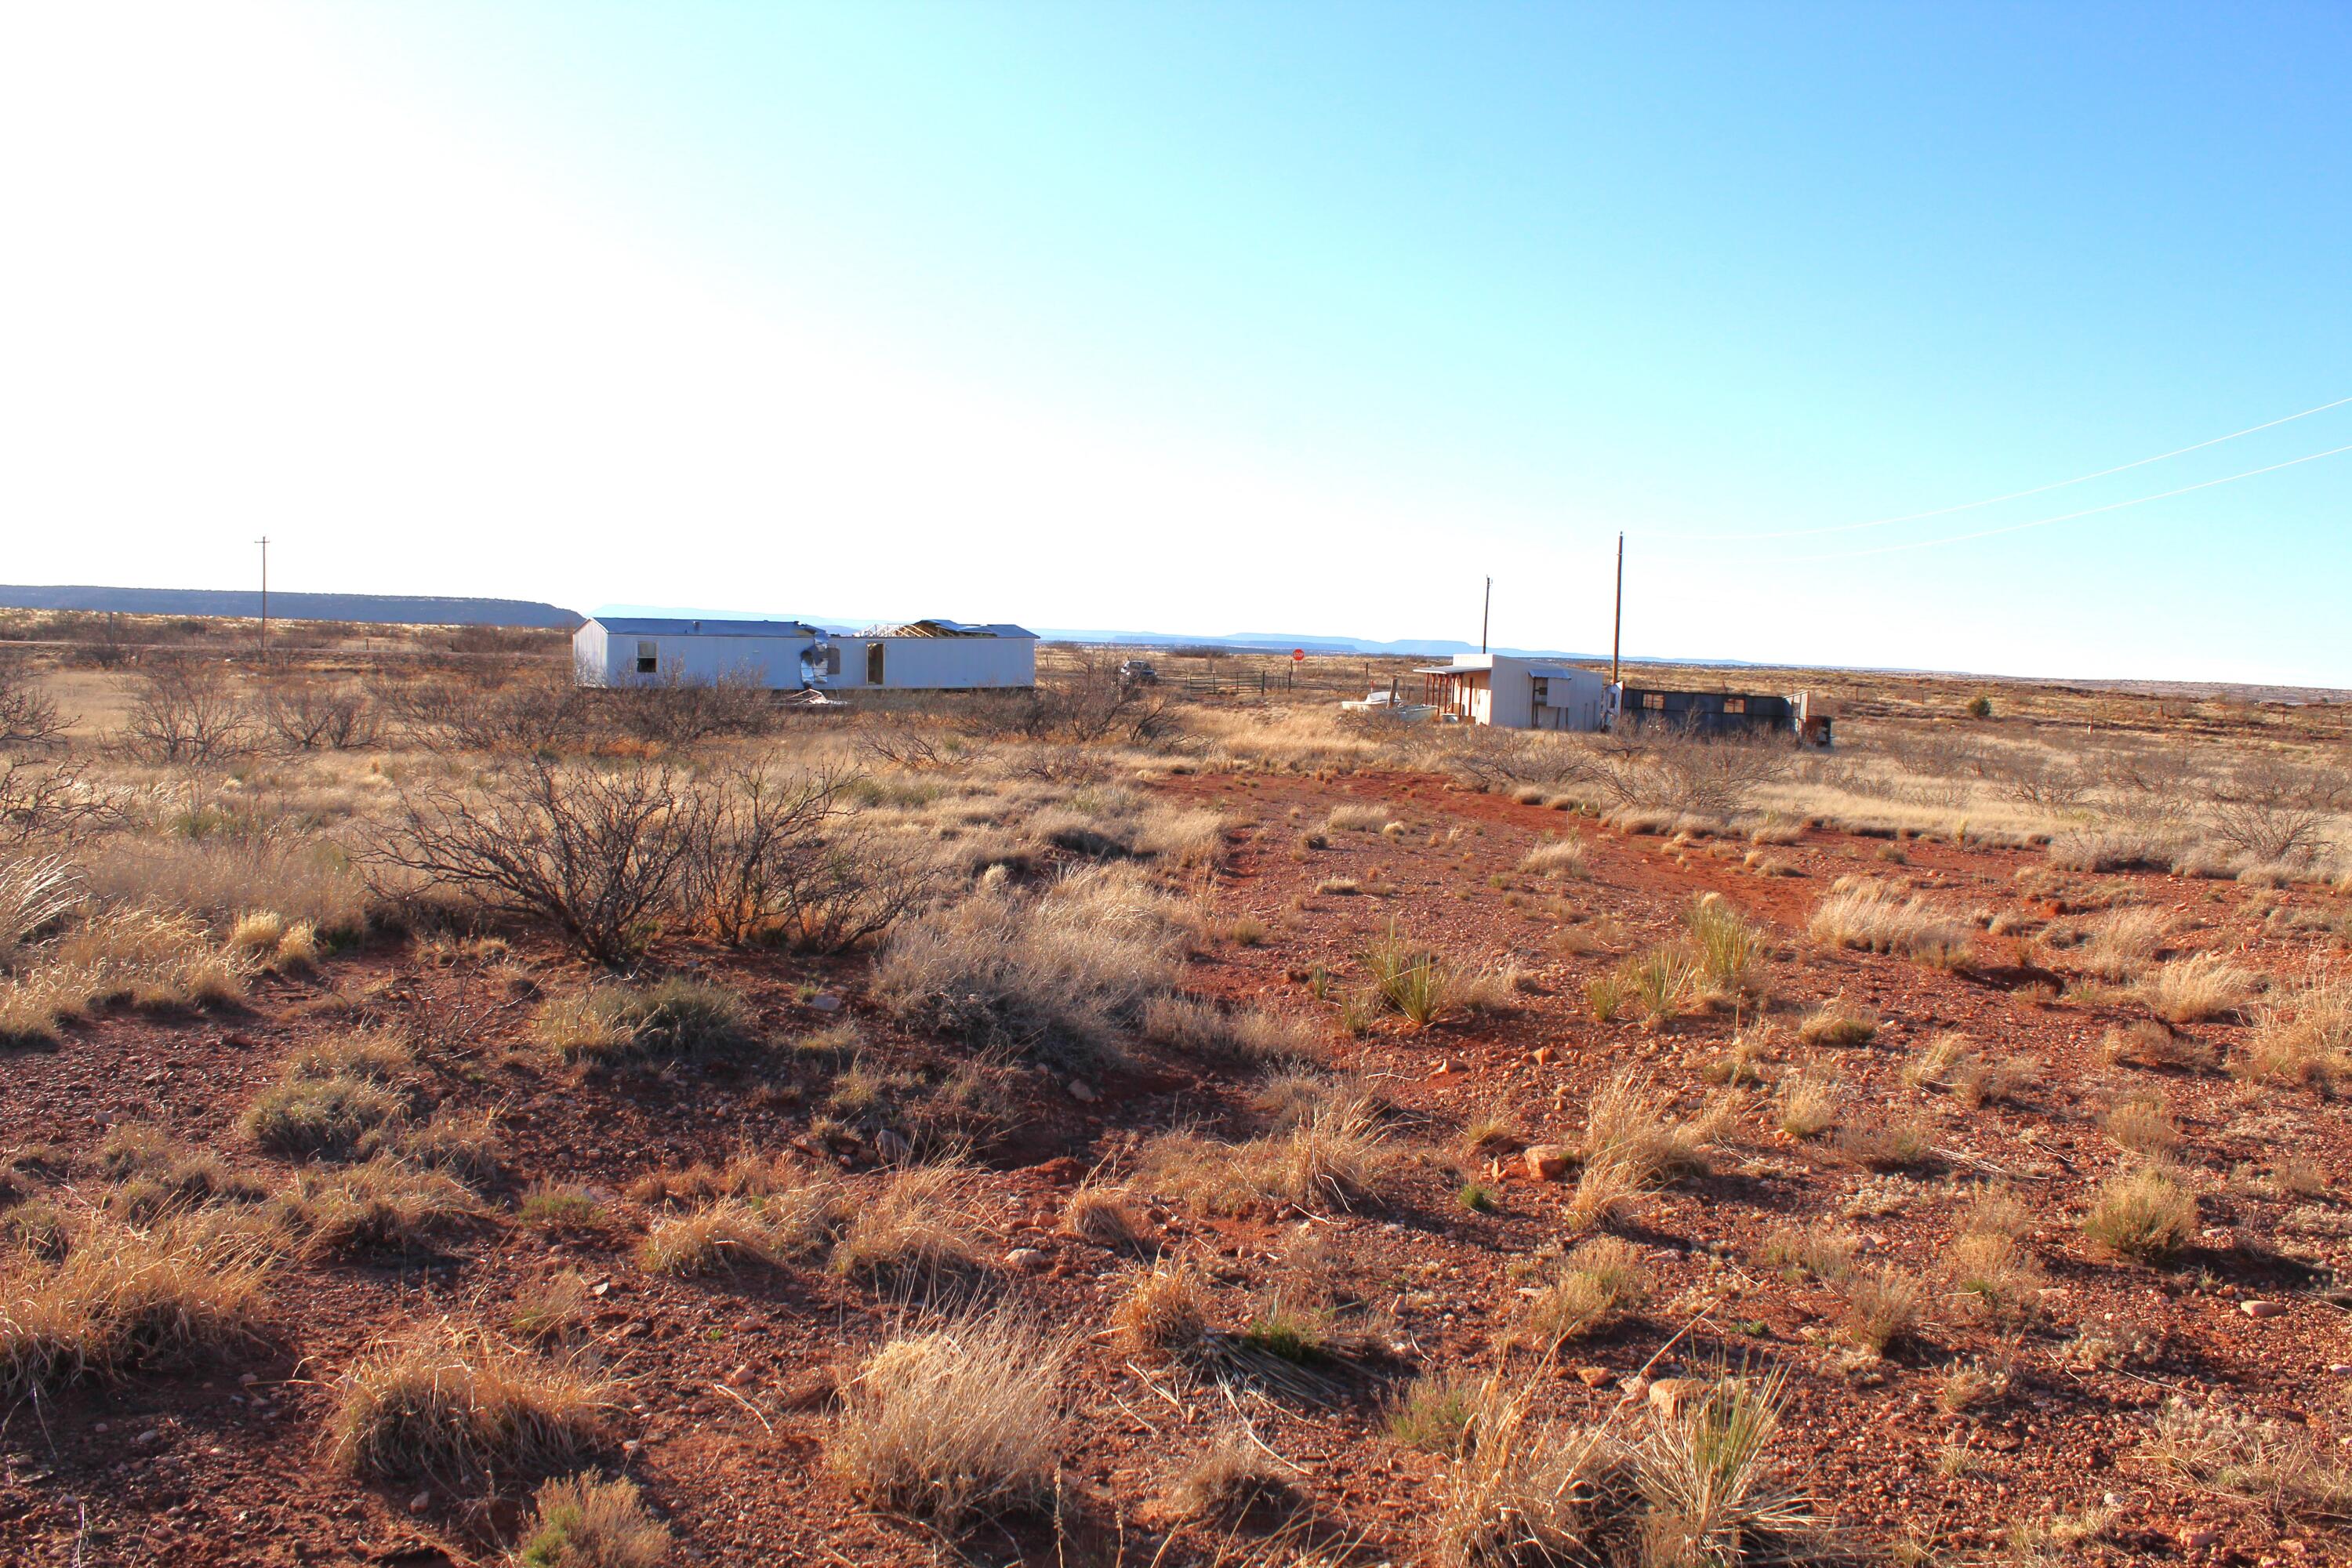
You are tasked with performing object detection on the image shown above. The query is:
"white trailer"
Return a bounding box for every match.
[573,616,1036,691]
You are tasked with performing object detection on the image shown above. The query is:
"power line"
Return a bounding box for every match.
[1663,391,2352,542]
[1781,438,2352,562]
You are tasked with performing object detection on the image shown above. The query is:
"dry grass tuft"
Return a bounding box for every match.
[1519,837,1590,879]
[1061,1185,1149,1250]
[329,1323,614,1480]
[532,977,751,1067]
[516,1472,673,1567]
[0,1210,274,1396]
[1112,1261,1213,1360]
[281,1156,484,1255]
[2105,1094,2181,1157]
[2237,978,2352,1092]
[2084,1164,2198,1261]
[1808,880,1971,964]
[2102,1019,2215,1073]
[243,1029,415,1160]
[636,1198,784,1277]
[1141,1099,1396,1216]
[1515,1236,1649,1349]
[2137,953,2258,1025]
[1837,1266,1926,1354]
[2139,1397,2352,1524]
[0,907,251,1045]
[826,1307,1072,1527]
[2075,907,2169,982]
[1797,1004,1878,1048]
[828,1165,984,1289]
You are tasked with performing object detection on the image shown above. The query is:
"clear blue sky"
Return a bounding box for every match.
[3,3,2347,682]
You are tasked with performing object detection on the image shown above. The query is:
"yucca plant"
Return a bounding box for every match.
[1684,893,1762,996]
[1619,946,1695,1029]
[1362,922,1450,1027]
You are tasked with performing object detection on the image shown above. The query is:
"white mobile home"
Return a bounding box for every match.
[573,616,1036,691]
[1412,654,1610,731]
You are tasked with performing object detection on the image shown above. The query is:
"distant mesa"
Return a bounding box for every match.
[0,585,582,629]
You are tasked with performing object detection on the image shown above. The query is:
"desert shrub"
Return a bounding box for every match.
[673,765,936,952]
[0,1210,274,1396]
[259,681,380,753]
[874,862,1186,1069]
[118,656,259,764]
[2138,953,2258,1024]
[2084,1165,2198,1261]
[329,1324,613,1480]
[826,1308,1072,1527]
[1515,1236,1649,1349]
[362,757,713,966]
[2207,756,2342,866]
[516,1472,672,1568]
[1807,881,1971,964]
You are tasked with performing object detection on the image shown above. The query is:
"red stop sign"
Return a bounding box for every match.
[1290,648,1305,662]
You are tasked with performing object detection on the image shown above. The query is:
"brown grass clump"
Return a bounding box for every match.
[531,977,752,1067]
[2084,1164,2198,1262]
[2105,1094,2181,1157]
[2101,1019,2215,1073]
[1112,1262,1213,1360]
[1832,1116,1934,1171]
[1807,881,1971,965]
[1515,1236,1649,1350]
[1167,1425,1287,1518]
[281,1156,484,1256]
[329,1324,614,1480]
[1434,1380,1622,1568]
[1565,1071,1726,1230]
[1797,1004,1877,1048]
[2137,953,2258,1025]
[1632,1367,1822,1565]
[2236,978,2352,1093]
[1141,1099,1396,1216]
[1941,1229,2045,1324]
[1061,1185,1149,1250]
[0,1211,273,1396]
[2139,1397,2352,1525]
[1142,994,1319,1065]
[227,909,321,974]
[1837,1266,1926,1354]
[1757,1221,1857,1282]
[827,1166,984,1288]
[1519,837,1590,878]
[243,1029,415,1160]
[2074,907,2168,982]
[826,1308,1072,1527]
[1385,1368,1483,1457]
[96,1124,268,1219]
[515,1472,672,1567]
[0,907,251,1044]
[1774,1069,1837,1140]
[636,1199,783,1277]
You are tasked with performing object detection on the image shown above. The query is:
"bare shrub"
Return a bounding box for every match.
[375,672,589,754]
[2208,756,2342,865]
[1592,728,1795,821]
[674,766,935,952]
[329,1323,613,1479]
[260,681,379,752]
[826,1307,1073,1527]
[0,657,68,752]
[118,657,259,764]
[365,757,713,966]
[601,672,775,748]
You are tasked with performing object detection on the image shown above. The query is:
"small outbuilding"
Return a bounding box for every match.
[1414,655,1612,731]
[573,615,1036,691]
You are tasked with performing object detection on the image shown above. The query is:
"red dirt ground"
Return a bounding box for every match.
[5,768,2350,1565]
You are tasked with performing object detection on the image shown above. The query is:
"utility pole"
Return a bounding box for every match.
[1610,532,1623,684]
[1480,576,1491,654]
[256,535,270,661]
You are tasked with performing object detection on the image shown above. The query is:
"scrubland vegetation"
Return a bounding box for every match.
[3,618,2352,1564]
